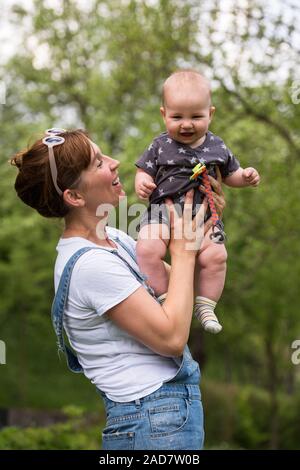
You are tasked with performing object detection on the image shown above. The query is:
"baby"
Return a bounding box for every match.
[135,70,260,333]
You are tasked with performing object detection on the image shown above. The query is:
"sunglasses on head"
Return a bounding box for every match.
[42,128,66,196]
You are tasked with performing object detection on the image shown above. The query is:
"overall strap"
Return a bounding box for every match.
[51,238,155,373]
[109,233,154,293]
[51,247,95,373]
[110,232,136,260]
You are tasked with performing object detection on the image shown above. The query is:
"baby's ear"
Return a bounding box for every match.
[209,106,216,120]
[160,107,166,118]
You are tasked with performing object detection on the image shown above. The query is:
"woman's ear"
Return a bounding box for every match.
[63,188,85,208]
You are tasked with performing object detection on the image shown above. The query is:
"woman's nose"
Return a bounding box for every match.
[107,156,120,170]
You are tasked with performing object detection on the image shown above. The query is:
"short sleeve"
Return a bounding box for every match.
[220,147,240,178]
[74,251,141,316]
[107,227,137,255]
[135,141,159,178]
[119,231,137,254]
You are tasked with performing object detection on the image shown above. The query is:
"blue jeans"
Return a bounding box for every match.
[99,346,204,450]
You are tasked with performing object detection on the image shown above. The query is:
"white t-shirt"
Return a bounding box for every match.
[54,227,178,402]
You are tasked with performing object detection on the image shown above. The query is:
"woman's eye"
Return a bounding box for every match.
[97,160,103,168]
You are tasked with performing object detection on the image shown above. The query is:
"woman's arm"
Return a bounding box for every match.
[107,190,207,357]
[163,261,171,278]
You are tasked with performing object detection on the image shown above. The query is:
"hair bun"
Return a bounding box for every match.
[10,151,24,169]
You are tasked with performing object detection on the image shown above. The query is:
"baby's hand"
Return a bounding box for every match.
[242,167,260,187]
[136,180,157,200]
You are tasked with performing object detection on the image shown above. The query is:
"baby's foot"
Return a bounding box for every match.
[194,296,223,334]
[202,317,223,334]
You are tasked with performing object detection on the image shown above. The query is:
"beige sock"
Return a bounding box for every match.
[194,296,222,334]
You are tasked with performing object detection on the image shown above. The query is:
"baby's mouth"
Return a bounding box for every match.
[180,132,194,137]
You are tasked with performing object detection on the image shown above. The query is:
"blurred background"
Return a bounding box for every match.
[0,0,300,450]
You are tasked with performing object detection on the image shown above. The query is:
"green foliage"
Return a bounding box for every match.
[0,406,101,450]
[203,380,300,450]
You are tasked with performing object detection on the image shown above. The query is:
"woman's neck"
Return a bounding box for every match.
[63,217,115,248]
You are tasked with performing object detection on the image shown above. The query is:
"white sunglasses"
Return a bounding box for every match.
[42,128,66,196]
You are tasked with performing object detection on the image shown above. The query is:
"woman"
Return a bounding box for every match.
[11,128,225,450]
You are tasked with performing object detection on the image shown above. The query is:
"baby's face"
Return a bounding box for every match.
[160,87,215,148]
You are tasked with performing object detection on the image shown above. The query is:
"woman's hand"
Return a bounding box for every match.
[165,189,208,257]
[199,166,226,218]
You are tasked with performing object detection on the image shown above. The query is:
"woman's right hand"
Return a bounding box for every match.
[166,189,209,258]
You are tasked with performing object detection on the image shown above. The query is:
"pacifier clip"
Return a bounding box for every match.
[190,162,226,244]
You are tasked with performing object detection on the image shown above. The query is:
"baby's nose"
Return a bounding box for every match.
[181,119,193,128]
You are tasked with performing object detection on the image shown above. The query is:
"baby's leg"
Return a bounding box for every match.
[194,227,227,334]
[136,223,169,297]
[197,230,227,301]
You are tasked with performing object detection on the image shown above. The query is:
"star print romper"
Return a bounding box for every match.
[135,131,240,229]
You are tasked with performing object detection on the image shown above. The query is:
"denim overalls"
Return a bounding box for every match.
[51,232,204,450]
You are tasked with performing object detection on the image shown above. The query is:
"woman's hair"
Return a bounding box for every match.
[10,129,92,218]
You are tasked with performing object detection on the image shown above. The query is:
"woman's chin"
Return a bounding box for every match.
[117,186,126,199]
[114,187,126,203]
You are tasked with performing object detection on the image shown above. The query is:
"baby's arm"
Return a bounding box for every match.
[223,167,260,188]
[135,168,157,200]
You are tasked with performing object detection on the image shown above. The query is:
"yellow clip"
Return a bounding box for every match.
[190,162,206,180]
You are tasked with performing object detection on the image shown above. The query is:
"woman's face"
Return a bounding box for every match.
[79,141,125,213]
